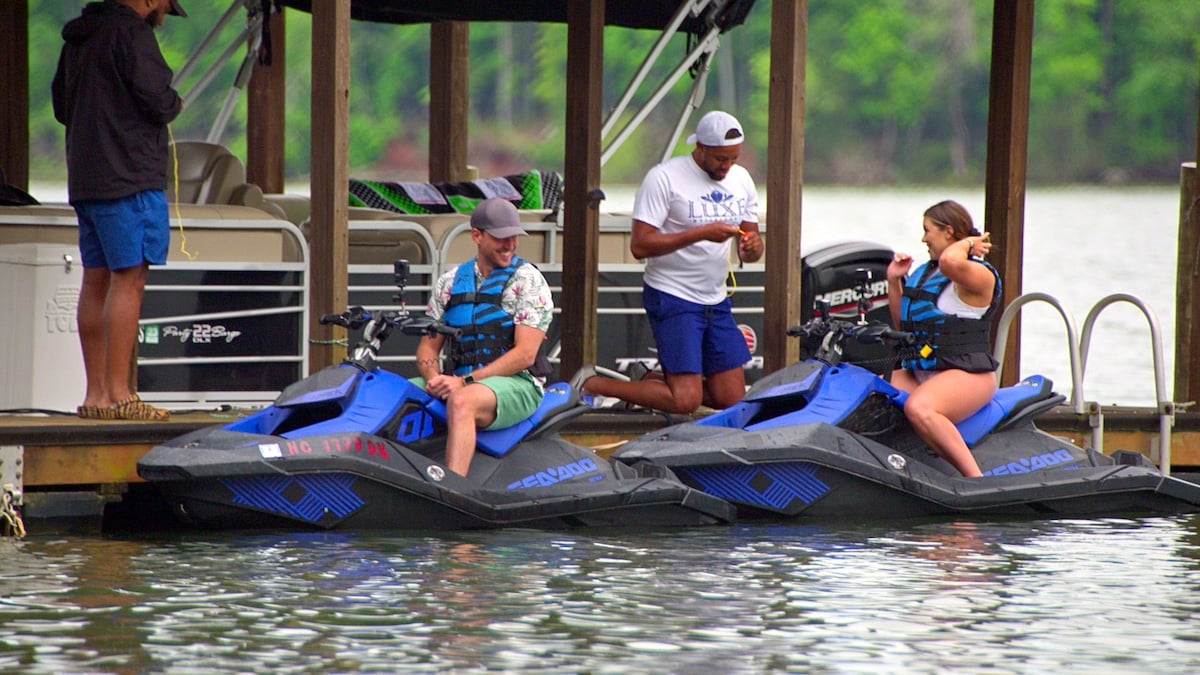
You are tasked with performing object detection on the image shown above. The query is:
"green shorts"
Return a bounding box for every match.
[410,372,543,430]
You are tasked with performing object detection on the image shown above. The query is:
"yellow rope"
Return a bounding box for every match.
[727,228,747,297]
[167,126,197,261]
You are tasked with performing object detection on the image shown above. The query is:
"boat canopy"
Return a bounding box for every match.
[281,0,757,34]
[186,0,758,163]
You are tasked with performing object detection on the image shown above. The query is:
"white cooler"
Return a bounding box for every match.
[0,243,86,412]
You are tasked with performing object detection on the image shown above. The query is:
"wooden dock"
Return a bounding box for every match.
[4,404,1200,536]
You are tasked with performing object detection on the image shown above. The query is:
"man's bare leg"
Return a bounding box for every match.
[702,366,747,409]
[103,264,149,403]
[583,372,705,414]
[443,384,498,477]
[77,267,111,408]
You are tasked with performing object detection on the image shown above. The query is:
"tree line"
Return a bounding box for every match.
[25,0,1199,185]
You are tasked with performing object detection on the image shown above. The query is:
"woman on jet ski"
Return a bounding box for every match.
[886,200,1001,477]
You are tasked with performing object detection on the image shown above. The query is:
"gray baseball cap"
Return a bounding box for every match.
[470,198,528,238]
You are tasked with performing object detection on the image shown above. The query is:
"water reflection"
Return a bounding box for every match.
[4,517,1200,672]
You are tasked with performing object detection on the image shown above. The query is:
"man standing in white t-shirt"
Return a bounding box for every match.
[574,111,764,413]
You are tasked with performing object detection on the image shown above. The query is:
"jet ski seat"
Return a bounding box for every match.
[891,374,1065,447]
[474,382,586,457]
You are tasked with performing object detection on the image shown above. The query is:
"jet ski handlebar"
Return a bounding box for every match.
[320,306,372,329]
[318,260,463,370]
[319,307,462,339]
[787,317,916,365]
[849,321,916,345]
[788,316,913,344]
[399,316,463,339]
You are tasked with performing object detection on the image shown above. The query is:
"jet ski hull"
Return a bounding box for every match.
[614,414,1200,521]
[140,427,734,531]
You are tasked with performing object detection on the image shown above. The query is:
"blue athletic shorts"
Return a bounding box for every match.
[74,190,170,270]
[643,285,751,376]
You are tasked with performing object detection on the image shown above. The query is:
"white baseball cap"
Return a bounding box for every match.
[686,111,745,147]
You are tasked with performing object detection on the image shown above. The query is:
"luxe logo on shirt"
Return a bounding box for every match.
[689,190,749,222]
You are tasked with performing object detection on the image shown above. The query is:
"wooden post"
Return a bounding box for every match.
[308,0,351,373]
[1170,55,1200,402]
[247,7,286,194]
[0,0,29,191]
[983,0,1034,387]
[429,21,470,183]
[1175,162,1200,403]
[559,0,604,378]
[762,0,807,374]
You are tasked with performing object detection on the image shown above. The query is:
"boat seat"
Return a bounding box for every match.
[299,210,436,266]
[167,141,288,221]
[168,141,247,204]
[264,193,312,226]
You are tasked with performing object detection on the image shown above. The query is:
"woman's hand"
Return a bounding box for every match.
[887,252,914,282]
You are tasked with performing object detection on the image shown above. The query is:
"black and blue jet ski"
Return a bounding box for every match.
[613,286,1200,521]
[137,261,733,531]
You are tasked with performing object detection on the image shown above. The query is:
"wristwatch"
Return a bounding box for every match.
[463,373,475,385]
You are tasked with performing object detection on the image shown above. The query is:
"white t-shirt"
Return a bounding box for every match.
[631,155,759,305]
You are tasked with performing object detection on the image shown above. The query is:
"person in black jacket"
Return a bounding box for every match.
[51,0,187,421]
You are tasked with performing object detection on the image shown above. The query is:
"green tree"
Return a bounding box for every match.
[24,0,1197,186]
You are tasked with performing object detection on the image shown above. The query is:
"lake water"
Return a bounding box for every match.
[5,517,1200,673]
[8,184,1193,673]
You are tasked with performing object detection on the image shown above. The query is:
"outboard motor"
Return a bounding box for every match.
[799,240,895,373]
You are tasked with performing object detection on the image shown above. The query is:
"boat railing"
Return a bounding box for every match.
[1079,294,1174,475]
[1,204,312,410]
[345,219,440,371]
[139,216,310,406]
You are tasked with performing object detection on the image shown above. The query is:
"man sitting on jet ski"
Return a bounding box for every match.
[412,198,555,477]
[886,200,1002,477]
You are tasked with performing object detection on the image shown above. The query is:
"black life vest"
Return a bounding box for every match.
[900,259,1002,373]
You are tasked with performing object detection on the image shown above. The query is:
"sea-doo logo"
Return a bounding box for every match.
[982,448,1078,476]
[506,457,602,490]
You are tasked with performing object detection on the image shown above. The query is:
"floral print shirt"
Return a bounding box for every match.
[427,260,555,333]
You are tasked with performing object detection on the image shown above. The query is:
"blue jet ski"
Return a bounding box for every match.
[613,280,1200,521]
[137,261,733,531]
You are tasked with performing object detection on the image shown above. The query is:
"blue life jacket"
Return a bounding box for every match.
[900,259,1001,372]
[442,257,526,376]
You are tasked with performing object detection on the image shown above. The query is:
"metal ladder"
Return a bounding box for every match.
[993,292,1175,475]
